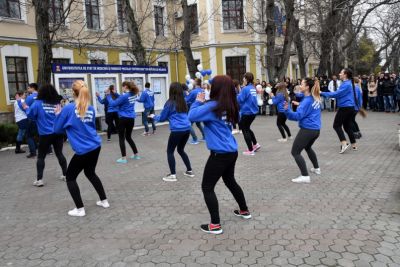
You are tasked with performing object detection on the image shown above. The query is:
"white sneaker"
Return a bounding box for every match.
[33,180,44,187]
[163,174,177,182]
[68,208,86,217]
[310,168,321,175]
[60,175,66,182]
[232,129,240,135]
[339,143,350,154]
[96,199,110,208]
[291,176,310,183]
[288,136,293,140]
[278,138,288,142]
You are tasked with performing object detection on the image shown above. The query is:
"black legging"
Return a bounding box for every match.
[277,112,291,138]
[66,147,107,209]
[291,128,320,176]
[333,107,356,144]
[167,131,192,174]
[351,111,360,133]
[106,112,119,139]
[118,117,138,157]
[239,114,257,151]
[37,134,67,180]
[202,151,248,224]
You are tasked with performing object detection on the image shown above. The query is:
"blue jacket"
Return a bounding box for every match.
[272,93,287,113]
[321,80,355,108]
[98,93,119,113]
[285,95,321,130]
[154,101,191,132]
[26,100,58,135]
[237,84,258,115]
[54,104,101,155]
[138,89,155,110]
[354,85,363,111]
[18,92,38,115]
[107,92,137,119]
[188,100,237,153]
[185,87,204,107]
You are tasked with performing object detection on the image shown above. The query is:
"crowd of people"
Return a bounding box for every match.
[11,67,371,234]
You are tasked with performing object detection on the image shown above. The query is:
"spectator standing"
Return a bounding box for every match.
[361,75,369,109]
[368,75,378,111]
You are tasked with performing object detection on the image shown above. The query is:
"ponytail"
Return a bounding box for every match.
[72,80,90,119]
[311,78,321,102]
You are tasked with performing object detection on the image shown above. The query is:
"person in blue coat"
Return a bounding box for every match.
[108,81,141,163]
[189,75,251,235]
[268,82,292,142]
[185,79,205,144]
[138,82,156,136]
[284,78,322,184]
[54,80,109,217]
[321,68,358,153]
[351,78,363,140]
[25,84,67,187]
[149,82,194,182]
[237,72,260,155]
[96,85,119,141]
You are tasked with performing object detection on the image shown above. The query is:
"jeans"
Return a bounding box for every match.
[291,129,320,176]
[16,119,27,142]
[202,151,248,224]
[276,112,291,139]
[190,122,205,141]
[384,95,395,112]
[106,112,119,139]
[322,96,331,111]
[333,107,356,144]
[26,119,37,154]
[37,134,67,180]
[167,131,192,174]
[66,147,107,209]
[118,117,138,157]
[142,108,156,133]
[362,90,368,109]
[369,96,376,110]
[239,114,258,151]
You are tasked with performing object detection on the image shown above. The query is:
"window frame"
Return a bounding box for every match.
[49,0,64,25]
[85,0,101,31]
[116,0,127,33]
[188,4,199,35]
[221,0,245,32]
[0,0,21,19]
[154,5,165,37]
[5,56,29,101]
[225,56,246,82]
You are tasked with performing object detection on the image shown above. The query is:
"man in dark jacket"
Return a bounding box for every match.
[361,75,369,109]
[377,73,385,111]
[382,73,395,113]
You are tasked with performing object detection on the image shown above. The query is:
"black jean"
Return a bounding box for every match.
[362,90,368,109]
[106,112,119,139]
[277,112,291,138]
[118,117,138,157]
[351,111,360,133]
[333,107,356,144]
[37,134,67,180]
[239,114,257,151]
[291,129,320,176]
[202,151,248,224]
[26,119,37,154]
[66,147,107,209]
[167,131,192,174]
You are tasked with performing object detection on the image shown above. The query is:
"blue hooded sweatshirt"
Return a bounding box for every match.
[188,100,237,153]
[98,93,119,113]
[26,100,58,135]
[138,89,155,110]
[271,93,287,113]
[354,85,363,111]
[53,103,101,155]
[285,95,321,130]
[107,91,137,119]
[154,101,191,132]
[237,84,258,115]
[185,87,204,107]
[320,79,355,108]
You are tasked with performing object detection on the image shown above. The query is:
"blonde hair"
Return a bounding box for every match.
[275,82,289,101]
[72,80,90,119]
[303,78,321,102]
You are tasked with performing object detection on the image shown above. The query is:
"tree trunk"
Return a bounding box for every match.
[181,0,197,78]
[123,0,147,65]
[276,0,295,80]
[332,42,342,76]
[293,18,306,78]
[32,0,52,86]
[265,0,276,82]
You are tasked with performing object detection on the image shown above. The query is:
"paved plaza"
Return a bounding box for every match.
[0,112,400,267]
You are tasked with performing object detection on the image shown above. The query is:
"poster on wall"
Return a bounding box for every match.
[152,78,162,94]
[54,75,87,105]
[93,76,118,117]
[149,76,167,110]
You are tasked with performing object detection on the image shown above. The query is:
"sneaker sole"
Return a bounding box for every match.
[234,213,252,219]
[96,202,110,208]
[253,147,261,152]
[68,213,85,217]
[242,153,255,156]
[339,144,350,154]
[291,180,310,183]
[183,173,195,178]
[162,178,177,182]
[200,228,223,235]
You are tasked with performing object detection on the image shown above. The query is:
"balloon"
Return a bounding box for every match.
[185,74,191,81]
[197,64,203,71]
[207,69,212,76]
[186,80,190,85]
[189,79,194,84]
[195,72,202,79]
[256,84,263,93]
[201,70,207,77]
[188,84,194,90]
[209,78,213,84]
[204,80,209,85]
[265,87,272,94]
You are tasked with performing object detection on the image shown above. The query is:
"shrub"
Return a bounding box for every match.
[0,123,18,146]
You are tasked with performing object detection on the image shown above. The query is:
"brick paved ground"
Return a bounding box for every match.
[0,112,399,267]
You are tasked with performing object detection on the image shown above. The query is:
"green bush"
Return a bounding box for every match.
[0,123,18,146]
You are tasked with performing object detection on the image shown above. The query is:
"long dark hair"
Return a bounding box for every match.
[37,84,62,104]
[168,82,187,113]
[109,85,118,100]
[122,81,139,95]
[210,75,239,124]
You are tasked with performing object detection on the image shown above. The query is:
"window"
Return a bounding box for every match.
[49,0,64,24]
[122,60,134,65]
[222,0,244,30]
[6,57,29,100]
[52,58,70,64]
[225,56,246,81]
[188,4,198,34]
[154,6,164,37]
[116,0,127,32]
[85,0,100,30]
[0,0,21,19]
[90,59,106,64]
[158,61,168,68]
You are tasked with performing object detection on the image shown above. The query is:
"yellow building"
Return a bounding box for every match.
[0,0,319,120]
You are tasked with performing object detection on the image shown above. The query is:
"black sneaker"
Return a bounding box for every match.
[26,153,36,158]
[200,224,223,235]
[15,149,26,154]
[234,210,252,219]
[183,171,195,177]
